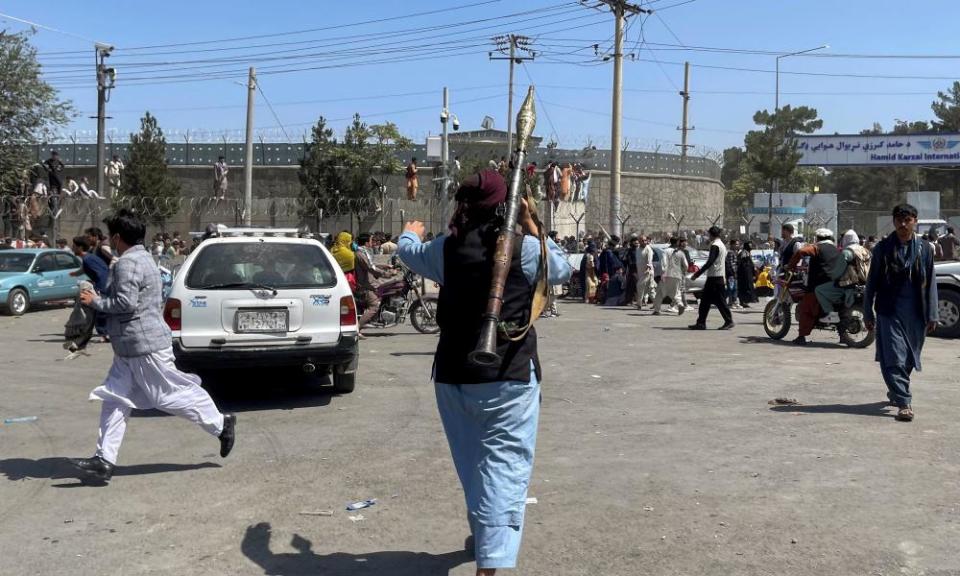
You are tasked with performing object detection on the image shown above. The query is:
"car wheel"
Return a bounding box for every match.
[6,288,29,316]
[332,370,356,394]
[935,289,960,338]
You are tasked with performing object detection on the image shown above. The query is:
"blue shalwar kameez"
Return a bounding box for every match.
[864,234,938,408]
[398,231,571,569]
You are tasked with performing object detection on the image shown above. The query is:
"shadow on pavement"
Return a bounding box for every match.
[390,351,435,357]
[738,335,841,348]
[241,522,471,576]
[200,371,336,413]
[0,457,220,486]
[769,401,893,418]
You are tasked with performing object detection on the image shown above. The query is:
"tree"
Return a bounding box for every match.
[743,105,823,190]
[119,112,180,226]
[929,82,960,207]
[338,114,413,228]
[298,116,342,229]
[0,31,73,194]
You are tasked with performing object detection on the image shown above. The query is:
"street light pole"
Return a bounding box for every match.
[769,44,828,237]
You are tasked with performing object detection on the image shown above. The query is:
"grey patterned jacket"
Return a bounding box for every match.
[91,244,172,357]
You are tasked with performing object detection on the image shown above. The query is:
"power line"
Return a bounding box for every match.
[35,0,506,55]
[41,9,607,86]
[520,62,560,144]
[38,4,588,70]
[0,11,107,45]
[255,82,290,142]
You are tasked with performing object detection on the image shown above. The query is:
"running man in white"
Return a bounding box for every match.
[72,208,235,482]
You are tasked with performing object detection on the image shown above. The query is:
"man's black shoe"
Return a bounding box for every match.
[219,413,236,458]
[72,456,114,481]
[718,321,736,330]
[688,323,706,330]
[792,336,807,346]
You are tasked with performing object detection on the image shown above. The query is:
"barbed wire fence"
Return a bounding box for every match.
[0,194,458,241]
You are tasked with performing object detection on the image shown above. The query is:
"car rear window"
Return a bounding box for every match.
[0,253,34,272]
[185,242,338,290]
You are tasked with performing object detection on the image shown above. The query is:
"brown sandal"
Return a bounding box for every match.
[896,407,914,422]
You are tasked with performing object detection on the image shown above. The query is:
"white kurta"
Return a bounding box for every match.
[91,348,224,464]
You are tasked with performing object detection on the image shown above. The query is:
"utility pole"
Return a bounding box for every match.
[243,67,256,226]
[595,1,650,237]
[94,43,115,196]
[489,35,535,155]
[676,61,694,172]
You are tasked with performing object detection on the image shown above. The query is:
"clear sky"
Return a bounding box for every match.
[6,0,960,154]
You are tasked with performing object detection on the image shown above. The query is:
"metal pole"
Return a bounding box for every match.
[95,48,107,196]
[680,61,690,171]
[442,86,450,224]
[769,56,780,238]
[610,7,624,237]
[506,35,516,157]
[243,67,256,226]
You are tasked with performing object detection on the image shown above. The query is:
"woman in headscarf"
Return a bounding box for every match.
[396,169,572,574]
[736,241,758,307]
[331,231,356,290]
[331,231,355,272]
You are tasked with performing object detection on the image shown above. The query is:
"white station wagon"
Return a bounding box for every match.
[164,228,359,393]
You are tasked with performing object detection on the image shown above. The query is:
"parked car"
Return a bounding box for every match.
[0,249,84,316]
[934,260,960,338]
[163,228,360,392]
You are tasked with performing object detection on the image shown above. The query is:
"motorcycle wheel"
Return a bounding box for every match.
[763,299,792,340]
[410,298,440,334]
[838,304,876,349]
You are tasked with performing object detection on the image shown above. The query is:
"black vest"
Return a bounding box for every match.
[434,224,540,384]
[806,242,841,290]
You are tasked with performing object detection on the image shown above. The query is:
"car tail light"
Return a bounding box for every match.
[340,295,357,326]
[164,298,182,331]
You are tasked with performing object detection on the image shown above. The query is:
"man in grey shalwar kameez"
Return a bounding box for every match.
[863,204,939,422]
[72,209,236,482]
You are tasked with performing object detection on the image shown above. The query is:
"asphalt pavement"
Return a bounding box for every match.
[1,300,958,575]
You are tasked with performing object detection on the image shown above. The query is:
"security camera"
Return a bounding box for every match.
[440,110,449,123]
[452,117,460,131]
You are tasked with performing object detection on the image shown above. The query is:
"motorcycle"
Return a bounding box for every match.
[762,270,875,348]
[358,263,440,334]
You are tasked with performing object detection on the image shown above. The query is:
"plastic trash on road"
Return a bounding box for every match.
[346,499,377,511]
[4,416,38,424]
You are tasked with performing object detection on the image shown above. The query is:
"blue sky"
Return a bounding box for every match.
[6,0,960,153]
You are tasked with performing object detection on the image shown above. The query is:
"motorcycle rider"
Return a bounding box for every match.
[814,229,872,324]
[355,233,390,337]
[786,228,841,346]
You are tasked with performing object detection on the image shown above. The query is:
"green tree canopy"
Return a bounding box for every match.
[119,112,180,226]
[298,116,343,220]
[743,105,823,185]
[0,30,73,193]
[298,113,414,228]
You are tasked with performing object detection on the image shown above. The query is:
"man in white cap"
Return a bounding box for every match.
[814,230,872,324]
[786,228,840,345]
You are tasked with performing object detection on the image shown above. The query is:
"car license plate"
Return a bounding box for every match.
[236,309,288,333]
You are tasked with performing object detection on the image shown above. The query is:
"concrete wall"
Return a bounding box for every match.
[23,165,723,243]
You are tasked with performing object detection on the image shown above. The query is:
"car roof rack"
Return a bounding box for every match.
[218,227,302,238]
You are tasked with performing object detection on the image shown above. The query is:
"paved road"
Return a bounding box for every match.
[1,301,958,575]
